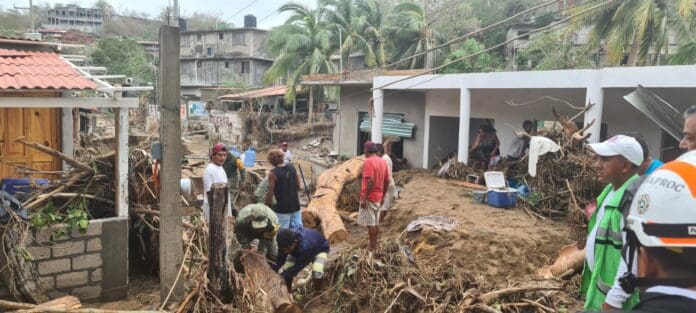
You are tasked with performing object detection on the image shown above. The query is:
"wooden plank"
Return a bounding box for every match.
[158,24,184,304]
[0,97,139,108]
[438,179,487,190]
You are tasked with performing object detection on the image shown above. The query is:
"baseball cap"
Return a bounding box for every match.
[363,141,375,152]
[589,135,644,166]
[250,205,269,229]
[210,143,226,158]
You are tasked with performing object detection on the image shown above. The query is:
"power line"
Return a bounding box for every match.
[227,0,259,22]
[372,0,614,92]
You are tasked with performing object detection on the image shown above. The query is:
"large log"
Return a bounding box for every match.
[302,156,365,243]
[240,251,302,313]
[207,183,230,302]
[537,242,585,278]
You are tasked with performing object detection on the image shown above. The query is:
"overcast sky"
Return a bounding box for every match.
[19,0,315,29]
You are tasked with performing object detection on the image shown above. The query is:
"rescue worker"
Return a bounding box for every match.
[233,203,280,265]
[274,227,330,289]
[587,150,696,313]
[222,145,246,213]
[582,135,644,311]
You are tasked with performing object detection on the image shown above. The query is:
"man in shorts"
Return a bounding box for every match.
[358,141,389,252]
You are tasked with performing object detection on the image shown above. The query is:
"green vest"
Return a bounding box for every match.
[581,175,640,311]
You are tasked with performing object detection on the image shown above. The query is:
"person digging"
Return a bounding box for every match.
[232,203,280,270]
[274,227,330,289]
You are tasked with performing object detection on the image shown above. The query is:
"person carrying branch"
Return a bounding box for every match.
[274,227,330,289]
[222,146,246,212]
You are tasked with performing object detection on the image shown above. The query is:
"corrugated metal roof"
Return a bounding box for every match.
[360,114,415,138]
[0,48,96,90]
[217,85,289,100]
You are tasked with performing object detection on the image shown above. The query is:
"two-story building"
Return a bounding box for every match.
[179,15,273,100]
[42,4,103,34]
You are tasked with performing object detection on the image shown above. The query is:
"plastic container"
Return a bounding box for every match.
[487,188,518,208]
[180,178,192,195]
[483,171,506,189]
[228,145,241,157]
[472,190,486,203]
[243,148,256,167]
[1,178,50,196]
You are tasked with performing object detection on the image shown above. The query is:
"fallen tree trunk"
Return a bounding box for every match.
[302,156,365,243]
[537,242,585,279]
[0,223,48,304]
[14,137,94,174]
[240,251,302,313]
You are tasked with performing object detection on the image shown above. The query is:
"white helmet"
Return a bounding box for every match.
[626,150,696,248]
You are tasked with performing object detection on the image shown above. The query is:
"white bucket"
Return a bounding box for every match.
[180,178,192,195]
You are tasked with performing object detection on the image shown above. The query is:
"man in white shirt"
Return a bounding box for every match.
[202,143,231,220]
[280,142,293,164]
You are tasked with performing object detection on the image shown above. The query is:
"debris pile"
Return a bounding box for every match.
[301,240,574,313]
[239,110,335,145]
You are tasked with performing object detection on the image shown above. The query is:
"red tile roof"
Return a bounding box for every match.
[0,48,97,90]
[218,85,289,100]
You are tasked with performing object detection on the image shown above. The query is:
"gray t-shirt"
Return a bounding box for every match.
[508,135,529,158]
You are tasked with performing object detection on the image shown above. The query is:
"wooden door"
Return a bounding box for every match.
[0,107,61,178]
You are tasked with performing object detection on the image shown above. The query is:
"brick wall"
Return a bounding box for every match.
[0,216,128,302]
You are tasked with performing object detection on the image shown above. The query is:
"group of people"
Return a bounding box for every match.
[580,105,696,313]
[202,141,329,289]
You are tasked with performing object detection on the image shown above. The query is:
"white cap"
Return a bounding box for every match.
[588,135,644,166]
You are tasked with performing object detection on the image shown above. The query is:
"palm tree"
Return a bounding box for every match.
[355,0,390,67]
[384,2,447,69]
[264,2,336,123]
[667,0,696,64]
[322,0,379,68]
[571,0,696,66]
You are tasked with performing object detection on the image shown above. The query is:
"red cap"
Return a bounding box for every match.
[363,141,375,152]
[210,143,226,158]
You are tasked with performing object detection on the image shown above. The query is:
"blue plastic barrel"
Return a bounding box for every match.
[228,145,241,157]
[1,178,50,196]
[243,148,256,167]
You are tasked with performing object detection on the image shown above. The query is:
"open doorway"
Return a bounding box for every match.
[428,116,459,168]
[357,111,405,158]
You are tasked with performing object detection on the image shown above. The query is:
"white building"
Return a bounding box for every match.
[304,65,696,168]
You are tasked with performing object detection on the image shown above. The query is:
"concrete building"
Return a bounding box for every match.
[304,65,696,169]
[0,37,150,301]
[42,4,103,34]
[180,15,272,100]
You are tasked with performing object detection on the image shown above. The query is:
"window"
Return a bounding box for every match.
[517,30,530,40]
[233,32,245,46]
[197,61,202,68]
[241,61,249,73]
[207,47,212,56]
[196,33,202,41]
[219,32,224,40]
[224,61,229,69]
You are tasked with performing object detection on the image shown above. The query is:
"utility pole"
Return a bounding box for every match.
[337,28,343,154]
[14,0,36,33]
[158,24,184,305]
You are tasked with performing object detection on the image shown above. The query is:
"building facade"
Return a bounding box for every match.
[42,4,103,34]
[180,16,272,100]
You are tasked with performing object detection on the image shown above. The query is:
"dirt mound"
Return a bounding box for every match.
[383,172,573,286]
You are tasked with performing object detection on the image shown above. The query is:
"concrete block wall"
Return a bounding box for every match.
[0,216,128,302]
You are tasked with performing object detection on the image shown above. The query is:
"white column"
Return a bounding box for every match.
[371,88,384,143]
[114,108,129,217]
[60,108,73,171]
[584,81,604,143]
[458,88,471,163]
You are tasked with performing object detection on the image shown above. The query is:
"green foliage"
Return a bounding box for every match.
[441,39,495,73]
[0,8,33,36]
[91,37,156,85]
[185,12,233,31]
[30,199,90,241]
[264,2,336,102]
[516,32,595,71]
[384,2,448,69]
